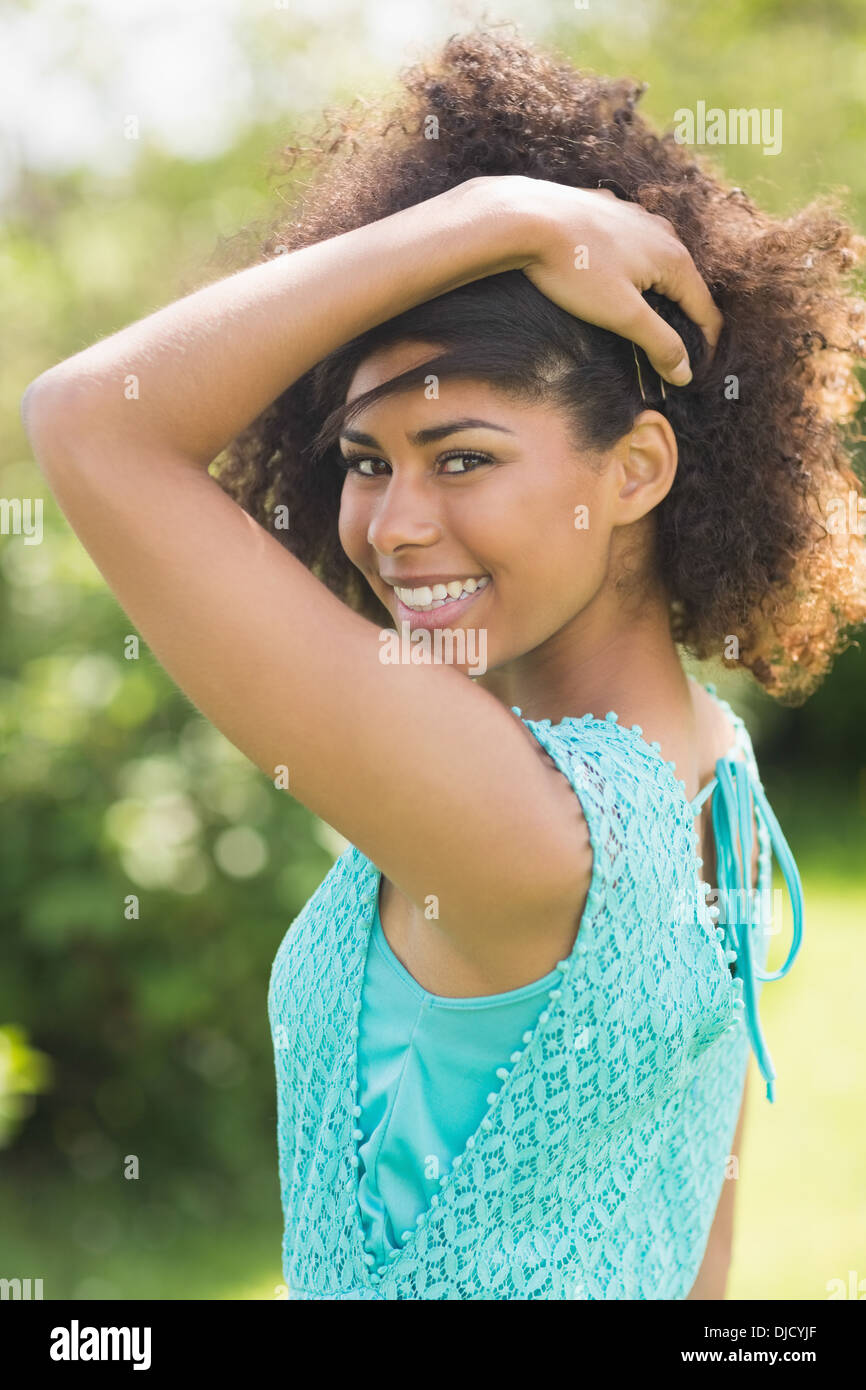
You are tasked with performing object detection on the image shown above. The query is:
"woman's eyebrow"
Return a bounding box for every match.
[339,418,517,447]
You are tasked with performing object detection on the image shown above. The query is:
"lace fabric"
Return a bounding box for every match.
[267,686,803,1299]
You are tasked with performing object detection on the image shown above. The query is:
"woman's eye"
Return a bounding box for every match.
[439,451,491,474]
[338,451,492,476]
[336,456,383,477]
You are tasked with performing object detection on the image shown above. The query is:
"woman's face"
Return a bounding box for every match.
[337,339,631,674]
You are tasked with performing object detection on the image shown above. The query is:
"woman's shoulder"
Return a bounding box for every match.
[511,680,763,850]
[691,680,761,783]
[510,702,693,843]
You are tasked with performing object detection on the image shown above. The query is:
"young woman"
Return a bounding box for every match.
[22,29,866,1300]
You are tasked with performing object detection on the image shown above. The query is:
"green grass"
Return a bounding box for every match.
[727,877,865,1300]
[0,1164,283,1300]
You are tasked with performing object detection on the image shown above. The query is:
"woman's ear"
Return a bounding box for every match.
[611,410,678,524]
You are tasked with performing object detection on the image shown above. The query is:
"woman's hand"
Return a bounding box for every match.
[473,174,724,386]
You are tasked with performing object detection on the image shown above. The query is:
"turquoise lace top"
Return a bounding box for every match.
[268,685,803,1299]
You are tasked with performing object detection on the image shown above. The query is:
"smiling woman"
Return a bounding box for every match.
[21,24,862,1301]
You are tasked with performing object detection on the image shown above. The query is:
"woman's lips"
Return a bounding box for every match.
[391,582,490,630]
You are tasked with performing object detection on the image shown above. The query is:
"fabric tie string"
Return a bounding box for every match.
[692,755,804,1103]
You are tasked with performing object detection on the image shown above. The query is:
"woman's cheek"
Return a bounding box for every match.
[337,494,364,565]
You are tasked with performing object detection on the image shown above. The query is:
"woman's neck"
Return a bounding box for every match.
[476,588,695,737]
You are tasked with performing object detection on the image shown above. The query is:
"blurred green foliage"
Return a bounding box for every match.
[0,134,342,1245]
[0,0,863,1299]
[0,1025,53,1148]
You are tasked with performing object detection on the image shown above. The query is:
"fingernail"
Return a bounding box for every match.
[670,356,692,386]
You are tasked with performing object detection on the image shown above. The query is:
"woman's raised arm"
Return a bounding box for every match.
[22,175,718,461]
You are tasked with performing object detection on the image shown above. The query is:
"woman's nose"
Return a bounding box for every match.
[366,476,443,553]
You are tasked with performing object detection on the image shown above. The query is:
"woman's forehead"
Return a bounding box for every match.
[346,339,444,401]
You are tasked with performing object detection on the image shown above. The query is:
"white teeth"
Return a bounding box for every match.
[394,576,490,611]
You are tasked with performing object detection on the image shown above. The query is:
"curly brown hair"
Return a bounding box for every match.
[214,23,866,705]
